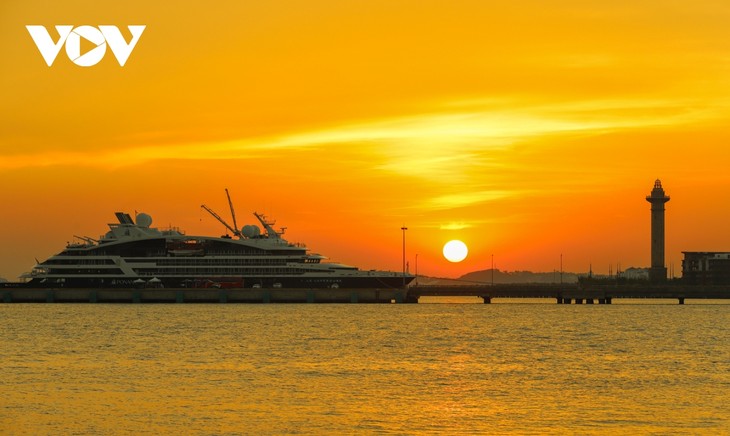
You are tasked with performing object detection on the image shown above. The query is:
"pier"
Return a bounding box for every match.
[1,283,729,303]
[406,283,730,304]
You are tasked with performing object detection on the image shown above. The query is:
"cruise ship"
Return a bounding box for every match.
[22,206,414,290]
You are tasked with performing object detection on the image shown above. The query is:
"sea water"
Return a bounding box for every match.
[1,301,729,434]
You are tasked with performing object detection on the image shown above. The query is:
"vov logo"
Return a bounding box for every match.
[26,25,146,67]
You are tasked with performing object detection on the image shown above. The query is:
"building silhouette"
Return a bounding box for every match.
[682,252,730,284]
[646,179,670,282]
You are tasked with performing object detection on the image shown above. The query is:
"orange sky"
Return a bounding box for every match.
[2,1,730,280]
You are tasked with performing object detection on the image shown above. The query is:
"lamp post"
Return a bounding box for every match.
[401,226,408,287]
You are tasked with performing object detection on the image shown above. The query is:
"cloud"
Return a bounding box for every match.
[0,96,723,176]
[439,222,475,230]
[424,190,516,211]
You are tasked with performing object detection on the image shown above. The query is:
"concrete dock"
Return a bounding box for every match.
[0,287,407,304]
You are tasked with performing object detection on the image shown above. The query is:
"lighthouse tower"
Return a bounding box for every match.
[646,179,670,282]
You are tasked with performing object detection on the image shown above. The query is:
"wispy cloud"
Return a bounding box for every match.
[0,97,722,176]
[423,190,519,211]
[439,222,476,230]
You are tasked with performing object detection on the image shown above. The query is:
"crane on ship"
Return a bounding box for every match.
[202,189,288,240]
[200,204,240,238]
[201,188,244,239]
[225,188,239,237]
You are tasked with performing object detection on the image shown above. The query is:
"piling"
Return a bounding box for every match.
[399,291,411,304]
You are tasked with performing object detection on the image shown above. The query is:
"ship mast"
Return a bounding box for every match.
[254,212,283,239]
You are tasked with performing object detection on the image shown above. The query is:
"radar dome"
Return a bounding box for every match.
[136,213,153,228]
[242,225,261,238]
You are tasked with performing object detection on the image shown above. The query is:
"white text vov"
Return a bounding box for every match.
[26,25,146,67]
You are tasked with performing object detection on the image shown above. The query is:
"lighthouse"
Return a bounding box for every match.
[646,179,670,282]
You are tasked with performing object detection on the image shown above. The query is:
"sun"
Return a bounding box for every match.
[443,240,468,263]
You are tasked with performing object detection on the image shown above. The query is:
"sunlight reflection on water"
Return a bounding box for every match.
[1,303,728,434]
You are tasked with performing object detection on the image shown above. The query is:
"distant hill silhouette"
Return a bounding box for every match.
[415,269,579,285]
[460,269,579,284]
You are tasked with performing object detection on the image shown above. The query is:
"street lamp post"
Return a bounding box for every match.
[401,226,408,287]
